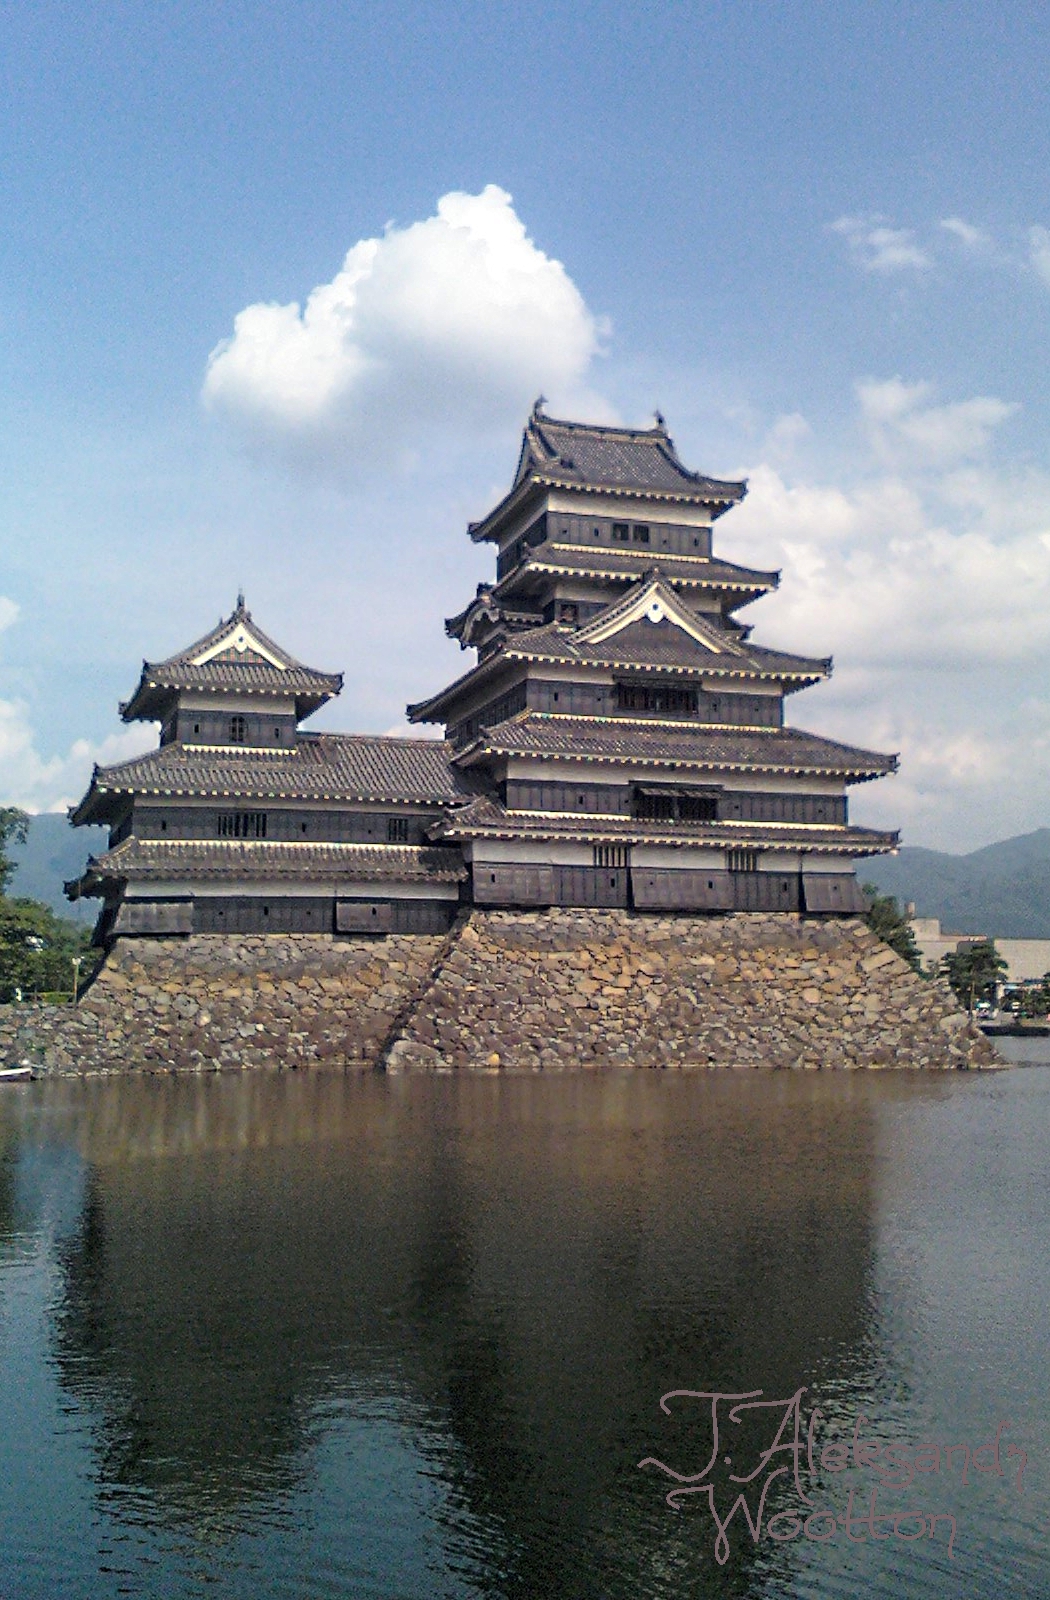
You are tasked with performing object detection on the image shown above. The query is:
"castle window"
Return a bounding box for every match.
[728,848,759,874]
[616,682,698,716]
[677,794,718,822]
[160,819,167,831]
[217,811,268,839]
[387,817,410,843]
[612,522,629,542]
[193,722,200,735]
[632,524,650,544]
[229,715,247,744]
[594,845,630,869]
[635,791,676,821]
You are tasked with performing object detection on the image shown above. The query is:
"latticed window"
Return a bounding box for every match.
[593,845,630,869]
[727,848,759,873]
[229,714,247,744]
[616,682,698,716]
[217,811,267,839]
[635,791,676,821]
[387,817,410,843]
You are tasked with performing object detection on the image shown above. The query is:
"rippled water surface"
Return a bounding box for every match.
[0,1067,1046,1599]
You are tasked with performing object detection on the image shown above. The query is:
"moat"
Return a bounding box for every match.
[0,1068,1044,1599]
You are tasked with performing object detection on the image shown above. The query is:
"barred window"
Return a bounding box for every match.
[593,845,630,869]
[632,523,650,544]
[229,715,247,744]
[217,811,267,839]
[635,791,676,821]
[612,522,630,542]
[617,681,698,716]
[727,848,759,873]
[678,794,718,822]
[387,817,410,843]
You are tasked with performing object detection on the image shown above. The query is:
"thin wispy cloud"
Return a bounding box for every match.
[1028,225,1050,289]
[829,214,932,273]
[856,377,1018,468]
[939,216,990,250]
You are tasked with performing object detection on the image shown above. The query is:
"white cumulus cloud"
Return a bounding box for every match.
[203,185,606,468]
[0,698,154,814]
[829,215,932,273]
[720,379,1050,848]
[0,597,18,634]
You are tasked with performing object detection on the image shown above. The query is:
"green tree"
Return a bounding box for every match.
[861,884,923,971]
[0,807,29,895]
[941,940,1008,1015]
[0,898,98,1003]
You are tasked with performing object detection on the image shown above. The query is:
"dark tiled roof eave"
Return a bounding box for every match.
[470,416,747,542]
[498,625,829,682]
[493,548,778,602]
[408,628,829,726]
[71,837,467,893]
[429,796,897,856]
[121,663,343,722]
[70,734,473,821]
[458,714,899,783]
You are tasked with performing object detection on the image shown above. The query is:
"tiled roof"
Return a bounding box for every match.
[500,618,829,680]
[470,410,747,541]
[129,661,342,696]
[459,714,898,782]
[70,733,473,823]
[150,598,335,677]
[74,837,466,890]
[410,602,829,725]
[121,599,343,721]
[518,413,747,501]
[430,795,897,856]
[494,544,778,598]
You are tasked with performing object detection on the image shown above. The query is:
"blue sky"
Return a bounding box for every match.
[2,1,1050,850]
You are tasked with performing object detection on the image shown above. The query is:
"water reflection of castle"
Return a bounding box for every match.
[68,407,897,942]
[46,1074,893,1596]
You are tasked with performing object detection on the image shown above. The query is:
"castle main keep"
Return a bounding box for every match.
[68,407,898,940]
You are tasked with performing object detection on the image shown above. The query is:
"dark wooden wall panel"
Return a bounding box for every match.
[801,874,867,914]
[631,869,736,910]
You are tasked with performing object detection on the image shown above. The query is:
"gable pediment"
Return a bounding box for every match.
[577,576,745,657]
[191,622,287,670]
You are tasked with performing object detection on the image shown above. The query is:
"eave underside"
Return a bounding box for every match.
[429,797,896,856]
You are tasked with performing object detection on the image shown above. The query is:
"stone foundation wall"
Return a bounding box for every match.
[383,909,995,1071]
[0,930,452,1074]
[0,911,996,1074]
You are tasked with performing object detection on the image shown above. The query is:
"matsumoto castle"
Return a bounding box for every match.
[68,406,898,940]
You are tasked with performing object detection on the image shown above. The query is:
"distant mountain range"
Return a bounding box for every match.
[7,813,1050,939]
[7,814,107,923]
[861,829,1050,939]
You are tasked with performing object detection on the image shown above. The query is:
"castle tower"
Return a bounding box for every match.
[409,406,897,912]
